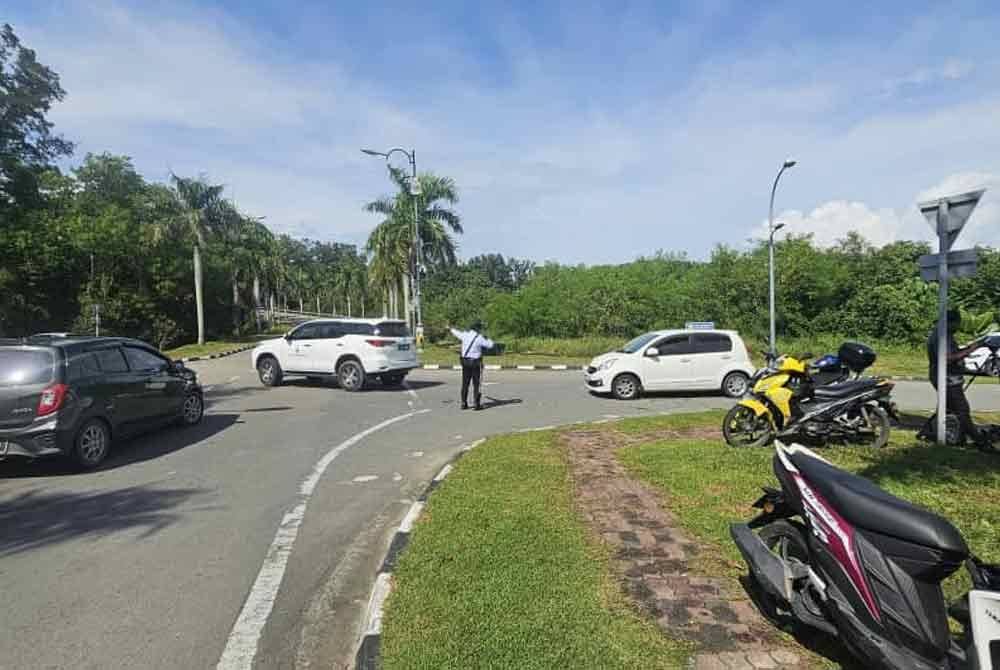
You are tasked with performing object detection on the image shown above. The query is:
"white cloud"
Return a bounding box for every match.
[755,172,1000,249]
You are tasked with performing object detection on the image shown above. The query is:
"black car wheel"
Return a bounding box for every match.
[73,419,111,469]
[338,359,366,392]
[181,392,204,426]
[257,356,283,387]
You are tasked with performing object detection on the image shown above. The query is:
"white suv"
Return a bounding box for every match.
[252,318,418,391]
[584,329,755,400]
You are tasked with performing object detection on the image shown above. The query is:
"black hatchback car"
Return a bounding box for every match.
[0,335,204,469]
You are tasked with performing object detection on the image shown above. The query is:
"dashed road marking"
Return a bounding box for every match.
[352,475,379,483]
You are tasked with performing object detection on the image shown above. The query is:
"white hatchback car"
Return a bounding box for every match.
[584,329,755,400]
[252,318,418,391]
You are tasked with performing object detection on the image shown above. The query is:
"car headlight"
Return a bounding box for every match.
[597,358,618,371]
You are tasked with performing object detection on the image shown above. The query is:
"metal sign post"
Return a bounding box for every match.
[917,189,985,445]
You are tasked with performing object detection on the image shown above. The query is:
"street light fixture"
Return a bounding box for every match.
[767,159,796,365]
[361,147,423,341]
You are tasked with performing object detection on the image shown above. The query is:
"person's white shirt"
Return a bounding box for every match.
[451,328,494,359]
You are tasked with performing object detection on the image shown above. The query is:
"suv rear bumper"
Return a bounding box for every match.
[0,417,73,459]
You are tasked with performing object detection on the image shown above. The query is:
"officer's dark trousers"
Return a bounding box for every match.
[931,381,985,445]
[460,357,482,408]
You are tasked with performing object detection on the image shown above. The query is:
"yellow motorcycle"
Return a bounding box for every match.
[722,343,896,449]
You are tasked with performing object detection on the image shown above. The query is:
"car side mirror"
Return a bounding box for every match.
[645,347,659,358]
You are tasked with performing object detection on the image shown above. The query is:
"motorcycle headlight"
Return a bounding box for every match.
[598,358,618,371]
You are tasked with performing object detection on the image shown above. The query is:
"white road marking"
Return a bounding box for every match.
[409,451,424,458]
[484,364,501,371]
[352,475,379,483]
[461,438,486,452]
[399,502,425,532]
[392,472,403,482]
[433,464,453,481]
[216,408,430,670]
[603,414,621,419]
[551,365,568,370]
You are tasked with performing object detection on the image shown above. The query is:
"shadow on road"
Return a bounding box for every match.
[0,484,209,557]
[278,378,445,392]
[480,395,524,410]
[0,413,241,478]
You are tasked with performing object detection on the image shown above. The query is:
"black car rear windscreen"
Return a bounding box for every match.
[0,350,55,387]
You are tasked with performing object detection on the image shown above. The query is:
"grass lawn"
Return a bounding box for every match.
[382,411,999,669]
[618,412,1000,604]
[163,339,256,359]
[380,431,693,670]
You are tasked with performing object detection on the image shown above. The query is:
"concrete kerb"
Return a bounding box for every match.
[176,344,256,364]
[353,437,486,670]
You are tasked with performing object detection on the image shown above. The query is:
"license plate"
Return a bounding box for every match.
[398,343,410,351]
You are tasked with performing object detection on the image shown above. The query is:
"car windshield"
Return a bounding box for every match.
[0,349,55,387]
[619,332,660,354]
[374,322,410,337]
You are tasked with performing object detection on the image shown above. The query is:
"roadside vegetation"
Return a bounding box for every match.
[382,412,1000,668]
[163,340,256,360]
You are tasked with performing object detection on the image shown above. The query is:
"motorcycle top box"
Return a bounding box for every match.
[838,341,876,373]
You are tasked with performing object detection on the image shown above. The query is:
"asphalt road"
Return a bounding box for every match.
[1,357,997,670]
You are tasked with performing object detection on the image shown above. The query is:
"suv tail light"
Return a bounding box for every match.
[365,339,395,348]
[37,383,69,417]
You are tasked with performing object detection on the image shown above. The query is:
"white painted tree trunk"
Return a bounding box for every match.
[347,295,352,317]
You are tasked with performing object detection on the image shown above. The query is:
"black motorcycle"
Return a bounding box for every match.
[731,442,1000,670]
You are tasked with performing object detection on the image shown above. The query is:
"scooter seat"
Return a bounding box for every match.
[788,451,968,555]
[812,378,882,399]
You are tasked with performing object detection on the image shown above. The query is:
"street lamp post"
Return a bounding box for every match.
[767,159,796,365]
[362,147,422,341]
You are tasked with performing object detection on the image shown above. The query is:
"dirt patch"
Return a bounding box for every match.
[561,428,813,669]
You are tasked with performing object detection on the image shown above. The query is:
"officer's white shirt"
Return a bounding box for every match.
[451,328,495,359]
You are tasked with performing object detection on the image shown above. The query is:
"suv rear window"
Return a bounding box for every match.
[341,322,375,336]
[374,322,410,337]
[0,349,55,387]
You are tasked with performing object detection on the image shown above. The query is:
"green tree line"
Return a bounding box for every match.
[419,236,999,346]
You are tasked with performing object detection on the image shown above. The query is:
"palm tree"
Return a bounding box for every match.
[171,174,224,345]
[364,166,462,326]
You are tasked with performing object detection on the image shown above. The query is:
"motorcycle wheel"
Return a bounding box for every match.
[854,405,891,449]
[723,405,774,448]
[753,520,825,627]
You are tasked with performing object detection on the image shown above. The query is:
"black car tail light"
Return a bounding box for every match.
[37,383,68,417]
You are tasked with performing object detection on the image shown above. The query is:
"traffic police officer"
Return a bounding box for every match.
[450,321,494,410]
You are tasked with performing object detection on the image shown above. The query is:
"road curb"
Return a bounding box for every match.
[177,344,256,364]
[419,363,583,371]
[353,438,486,670]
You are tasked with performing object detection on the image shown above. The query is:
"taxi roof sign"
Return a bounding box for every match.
[685,321,715,330]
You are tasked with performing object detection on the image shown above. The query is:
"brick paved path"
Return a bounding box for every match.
[562,428,815,669]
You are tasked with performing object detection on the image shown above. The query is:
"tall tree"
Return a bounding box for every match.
[364,166,462,326]
[170,174,224,345]
[0,23,73,210]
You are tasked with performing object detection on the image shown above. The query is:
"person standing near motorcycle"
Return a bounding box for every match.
[449,321,494,410]
[926,309,994,452]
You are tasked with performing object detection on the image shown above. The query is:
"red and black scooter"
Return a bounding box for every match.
[731,441,1000,669]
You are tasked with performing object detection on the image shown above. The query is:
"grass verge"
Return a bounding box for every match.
[618,412,1000,604]
[163,340,254,359]
[418,335,951,378]
[380,431,693,670]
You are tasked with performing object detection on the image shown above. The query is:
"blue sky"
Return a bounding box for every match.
[8,1,1000,262]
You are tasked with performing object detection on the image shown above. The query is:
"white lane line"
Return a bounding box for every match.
[409,451,424,458]
[352,475,379,483]
[392,472,403,482]
[216,408,430,670]
[398,501,425,532]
